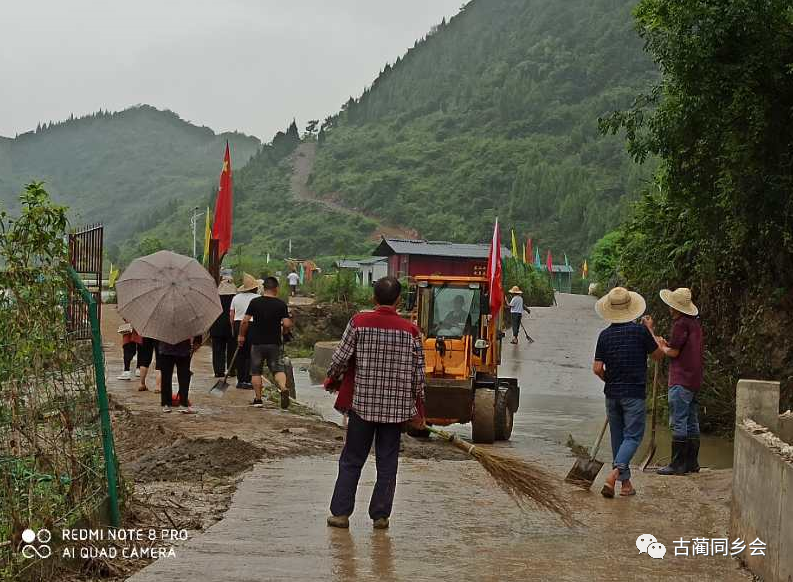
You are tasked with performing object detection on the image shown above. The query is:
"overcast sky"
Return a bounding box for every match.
[0,0,461,140]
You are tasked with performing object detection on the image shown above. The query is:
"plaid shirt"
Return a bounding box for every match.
[594,322,658,399]
[328,306,425,424]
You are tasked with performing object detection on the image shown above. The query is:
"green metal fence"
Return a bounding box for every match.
[0,268,121,580]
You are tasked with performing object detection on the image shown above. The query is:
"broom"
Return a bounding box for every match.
[426,427,575,525]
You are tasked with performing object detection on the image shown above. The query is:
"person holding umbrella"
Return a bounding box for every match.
[115,250,223,413]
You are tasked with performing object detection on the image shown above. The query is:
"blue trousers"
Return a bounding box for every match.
[330,411,402,520]
[606,397,646,481]
[668,385,700,439]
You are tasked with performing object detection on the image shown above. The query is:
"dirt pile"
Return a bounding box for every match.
[289,302,356,348]
[126,436,265,482]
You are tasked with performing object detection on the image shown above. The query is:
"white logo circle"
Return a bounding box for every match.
[21,529,36,544]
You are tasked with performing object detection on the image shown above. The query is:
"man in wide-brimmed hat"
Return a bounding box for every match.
[593,287,664,498]
[643,288,703,476]
[507,286,530,345]
[230,273,262,389]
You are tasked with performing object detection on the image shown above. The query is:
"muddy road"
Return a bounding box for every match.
[106,298,748,581]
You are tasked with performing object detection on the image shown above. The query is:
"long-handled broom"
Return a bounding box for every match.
[426,426,574,525]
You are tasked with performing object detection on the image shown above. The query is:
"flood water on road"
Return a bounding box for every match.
[295,293,733,469]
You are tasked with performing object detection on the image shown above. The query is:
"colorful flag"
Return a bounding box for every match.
[511,229,518,258]
[108,263,120,289]
[526,238,533,265]
[522,239,527,263]
[487,219,503,316]
[582,260,589,279]
[212,142,233,258]
[564,254,570,268]
[546,249,553,277]
[534,248,541,268]
[202,206,211,266]
[299,263,305,285]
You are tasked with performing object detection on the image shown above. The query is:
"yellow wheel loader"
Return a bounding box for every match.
[406,275,519,443]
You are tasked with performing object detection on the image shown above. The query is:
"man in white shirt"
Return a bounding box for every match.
[508,286,529,345]
[287,270,300,297]
[230,273,261,389]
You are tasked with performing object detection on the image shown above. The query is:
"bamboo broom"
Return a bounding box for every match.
[427,427,575,525]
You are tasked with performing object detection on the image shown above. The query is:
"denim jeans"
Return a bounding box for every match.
[606,397,646,481]
[330,411,402,520]
[668,385,700,439]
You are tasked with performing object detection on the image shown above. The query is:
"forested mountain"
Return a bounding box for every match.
[309,0,659,257]
[138,121,378,266]
[0,106,260,243]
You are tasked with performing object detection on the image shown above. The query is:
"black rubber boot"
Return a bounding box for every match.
[686,437,700,473]
[657,439,687,475]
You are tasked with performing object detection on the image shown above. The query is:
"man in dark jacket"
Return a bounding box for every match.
[210,278,237,378]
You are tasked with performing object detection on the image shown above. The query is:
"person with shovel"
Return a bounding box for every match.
[593,287,664,498]
[324,276,426,530]
[643,288,703,476]
[237,276,293,409]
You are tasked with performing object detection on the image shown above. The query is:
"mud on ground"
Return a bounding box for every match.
[85,306,464,580]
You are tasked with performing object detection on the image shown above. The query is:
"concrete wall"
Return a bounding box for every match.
[730,380,793,582]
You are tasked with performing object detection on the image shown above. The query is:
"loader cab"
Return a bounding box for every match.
[411,275,500,377]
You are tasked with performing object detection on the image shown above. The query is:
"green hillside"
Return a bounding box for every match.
[309,0,659,258]
[0,106,260,244]
[137,121,378,267]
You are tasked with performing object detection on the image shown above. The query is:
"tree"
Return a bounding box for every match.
[305,119,319,137]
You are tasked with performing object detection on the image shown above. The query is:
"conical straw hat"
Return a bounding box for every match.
[237,273,262,293]
[509,286,523,294]
[660,288,698,316]
[595,287,646,324]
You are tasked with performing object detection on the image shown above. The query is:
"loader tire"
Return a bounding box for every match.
[494,390,514,441]
[472,389,496,444]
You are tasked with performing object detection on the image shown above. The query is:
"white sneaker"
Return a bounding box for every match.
[117,371,131,380]
[162,406,172,413]
[180,406,197,415]
[135,368,141,377]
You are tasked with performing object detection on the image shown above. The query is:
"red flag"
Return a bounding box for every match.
[546,249,553,278]
[526,238,533,265]
[212,142,233,258]
[487,219,503,315]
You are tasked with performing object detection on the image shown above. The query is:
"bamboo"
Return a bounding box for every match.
[426,427,574,525]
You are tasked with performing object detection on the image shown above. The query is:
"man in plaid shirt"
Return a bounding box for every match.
[325,276,425,530]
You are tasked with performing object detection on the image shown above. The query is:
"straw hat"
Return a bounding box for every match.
[660,287,698,316]
[218,278,237,295]
[238,273,262,293]
[509,286,523,294]
[595,287,646,323]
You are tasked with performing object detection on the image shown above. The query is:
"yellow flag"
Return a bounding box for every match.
[108,263,120,288]
[522,241,527,263]
[511,229,518,258]
[582,260,589,279]
[202,207,211,266]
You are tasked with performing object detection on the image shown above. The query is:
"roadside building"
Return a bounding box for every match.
[373,238,512,279]
[334,257,388,286]
[547,264,574,293]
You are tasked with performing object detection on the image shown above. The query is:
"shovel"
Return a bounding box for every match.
[209,346,240,396]
[520,321,535,343]
[640,362,660,471]
[564,416,609,489]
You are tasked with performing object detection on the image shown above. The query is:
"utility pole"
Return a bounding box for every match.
[190,207,205,259]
